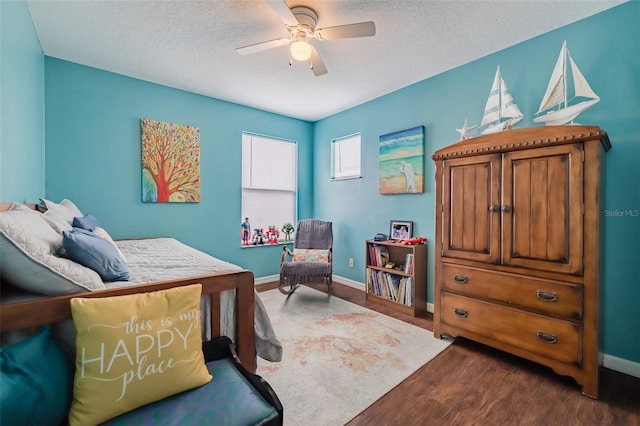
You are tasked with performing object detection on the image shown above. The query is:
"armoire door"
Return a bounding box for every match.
[442,153,501,263]
[501,144,584,275]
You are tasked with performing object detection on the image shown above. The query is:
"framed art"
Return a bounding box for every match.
[389,220,413,240]
[141,118,201,203]
[379,126,425,194]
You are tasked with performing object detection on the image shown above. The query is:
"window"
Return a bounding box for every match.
[241,133,296,245]
[331,133,361,180]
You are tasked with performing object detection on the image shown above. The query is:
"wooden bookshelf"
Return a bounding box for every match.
[365,240,427,316]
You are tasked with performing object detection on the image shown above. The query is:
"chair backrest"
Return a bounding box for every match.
[294,219,333,250]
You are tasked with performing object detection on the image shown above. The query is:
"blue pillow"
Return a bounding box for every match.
[62,228,130,281]
[1,326,73,426]
[72,214,101,231]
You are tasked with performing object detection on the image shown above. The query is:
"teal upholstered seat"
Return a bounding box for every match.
[104,357,279,425]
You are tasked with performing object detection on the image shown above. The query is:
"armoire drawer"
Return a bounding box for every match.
[441,263,582,320]
[441,293,581,365]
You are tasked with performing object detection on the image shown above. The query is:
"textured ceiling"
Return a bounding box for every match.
[26,0,625,122]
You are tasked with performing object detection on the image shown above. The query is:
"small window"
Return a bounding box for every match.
[241,133,296,246]
[331,133,361,180]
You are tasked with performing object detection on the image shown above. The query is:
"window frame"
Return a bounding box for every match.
[241,132,297,247]
[331,133,362,181]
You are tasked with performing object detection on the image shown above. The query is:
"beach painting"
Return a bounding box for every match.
[379,126,425,194]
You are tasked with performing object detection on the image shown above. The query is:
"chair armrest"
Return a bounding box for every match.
[281,245,294,266]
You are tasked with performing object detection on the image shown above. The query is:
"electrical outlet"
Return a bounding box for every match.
[349,258,354,268]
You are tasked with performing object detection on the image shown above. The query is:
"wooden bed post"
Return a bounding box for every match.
[234,270,256,371]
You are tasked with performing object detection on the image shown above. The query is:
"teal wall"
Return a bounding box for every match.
[314,2,640,363]
[2,1,638,364]
[0,1,45,201]
[44,59,313,276]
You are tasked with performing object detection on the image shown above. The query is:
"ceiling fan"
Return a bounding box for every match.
[235,0,376,76]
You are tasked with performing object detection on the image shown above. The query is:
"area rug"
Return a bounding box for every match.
[256,286,452,426]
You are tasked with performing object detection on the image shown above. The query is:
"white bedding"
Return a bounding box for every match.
[111,238,282,362]
[1,202,281,362]
[110,238,242,286]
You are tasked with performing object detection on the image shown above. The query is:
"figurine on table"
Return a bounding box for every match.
[252,228,266,245]
[281,222,295,242]
[241,217,251,245]
[266,225,279,244]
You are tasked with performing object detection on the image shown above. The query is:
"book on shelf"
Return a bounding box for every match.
[369,244,390,268]
[401,277,413,306]
[404,253,414,274]
[366,268,413,307]
[388,274,401,302]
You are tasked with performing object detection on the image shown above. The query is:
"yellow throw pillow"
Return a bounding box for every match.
[68,284,211,425]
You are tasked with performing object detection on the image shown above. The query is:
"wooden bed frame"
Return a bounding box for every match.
[0,203,256,373]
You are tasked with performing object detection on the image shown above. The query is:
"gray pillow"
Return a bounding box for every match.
[39,198,83,225]
[43,209,74,233]
[10,203,72,234]
[0,204,105,295]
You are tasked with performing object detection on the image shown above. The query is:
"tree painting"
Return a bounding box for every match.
[141,118,200,203]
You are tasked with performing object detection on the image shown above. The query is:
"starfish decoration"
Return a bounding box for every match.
[456,118,478,140]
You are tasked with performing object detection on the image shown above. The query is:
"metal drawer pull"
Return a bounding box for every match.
[536,331,557,344]
[488,205,500,212]
[454,308,468,318]
[453,274,468,284]
[536,290,558,302]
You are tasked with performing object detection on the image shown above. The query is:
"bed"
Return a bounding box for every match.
[0,200,282,371]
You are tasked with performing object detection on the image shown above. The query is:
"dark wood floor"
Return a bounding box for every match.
[258,282,640,426]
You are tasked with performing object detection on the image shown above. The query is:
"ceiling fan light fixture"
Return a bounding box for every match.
[290,41,312,61]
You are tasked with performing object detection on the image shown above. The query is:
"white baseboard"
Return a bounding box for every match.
[326,276,436,312]
[256,274,638,377]
[254,274,279,286]
[255,275,366,290]
[602,353,640,378]
[331,275,365,290]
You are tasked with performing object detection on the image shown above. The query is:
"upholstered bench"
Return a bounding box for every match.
[1,330,282,426]
[2,282,283,425]
[105,336,283,425]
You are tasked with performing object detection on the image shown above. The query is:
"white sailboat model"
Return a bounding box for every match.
[480,66,524,135]
[534,40,600,126]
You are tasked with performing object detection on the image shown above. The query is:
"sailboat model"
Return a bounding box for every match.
[480,66,524,135]
[534,41,600,126]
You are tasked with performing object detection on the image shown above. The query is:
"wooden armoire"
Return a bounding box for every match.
[432,126,610,398]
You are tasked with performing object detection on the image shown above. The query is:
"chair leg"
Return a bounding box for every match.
[278,280,299,295]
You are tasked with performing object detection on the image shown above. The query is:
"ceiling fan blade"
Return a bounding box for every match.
[316,21,376,40]
[309,46,328,76]
[236,38,290,55]
[266,0,298,27]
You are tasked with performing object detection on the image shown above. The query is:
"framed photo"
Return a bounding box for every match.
[389,220,413,240]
